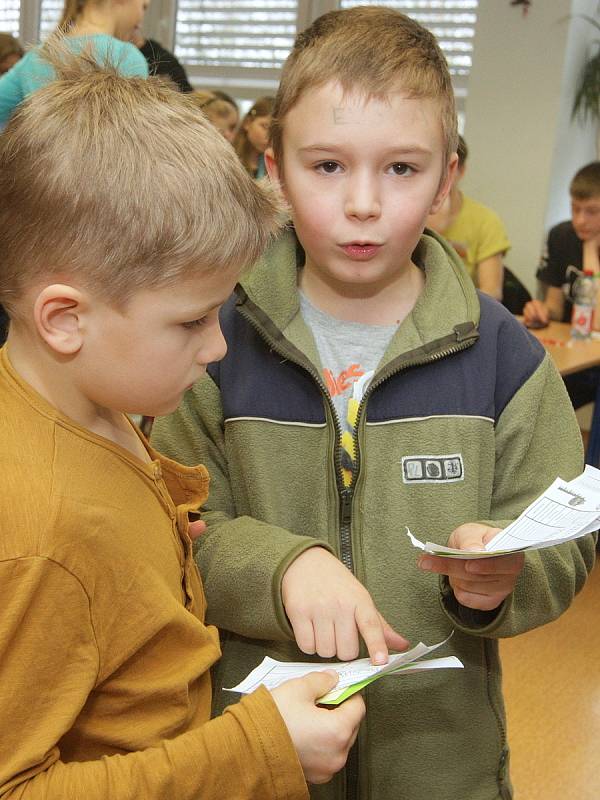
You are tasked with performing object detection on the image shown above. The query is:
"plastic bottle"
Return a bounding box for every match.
[571,270,596,339]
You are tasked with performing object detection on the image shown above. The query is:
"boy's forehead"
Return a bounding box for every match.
[293,80,432,111]
[282,81,445,147]
[572,195,600,207]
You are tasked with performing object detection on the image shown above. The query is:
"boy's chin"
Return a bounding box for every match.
[131,397,184,419]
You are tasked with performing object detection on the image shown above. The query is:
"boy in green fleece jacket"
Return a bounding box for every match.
[152,7,595,800]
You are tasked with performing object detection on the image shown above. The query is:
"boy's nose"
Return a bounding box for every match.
[344,174,381,221]
[199,323,228,365]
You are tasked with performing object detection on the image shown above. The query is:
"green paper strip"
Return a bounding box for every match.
[318,663,415,705]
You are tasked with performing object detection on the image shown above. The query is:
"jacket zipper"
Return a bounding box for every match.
[484,639,509,794]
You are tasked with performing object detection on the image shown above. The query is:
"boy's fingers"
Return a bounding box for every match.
[314,619,337,659]
[418,555,466,576]
[453,576,513,595]
[452,586,507,611]
[187,519,207,540]
[419,554,522,579]
[333,693,366,731]
[465,553,525,575]
[334,615,360,662]
[354,607,389,665]
[289,616,317,656]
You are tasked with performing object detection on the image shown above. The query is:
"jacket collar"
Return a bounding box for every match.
[237,226,481,367]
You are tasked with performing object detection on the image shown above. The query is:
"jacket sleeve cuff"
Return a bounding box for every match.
[439,575,511,634]
[222,685,309,800]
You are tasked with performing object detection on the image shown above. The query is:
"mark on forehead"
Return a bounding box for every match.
[332,104,389,125]
[333,107,356,125]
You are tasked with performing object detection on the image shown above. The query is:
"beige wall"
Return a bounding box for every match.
[463,0,598,294]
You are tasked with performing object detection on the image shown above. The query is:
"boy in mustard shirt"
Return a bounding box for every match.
[152,8,595,800]
[0,45,364,798]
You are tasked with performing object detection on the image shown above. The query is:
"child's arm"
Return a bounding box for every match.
[583,235,600,275]
[0,59,25,126]
[0,557,362,798]
[419,354,595,636]
[476,254,504,301]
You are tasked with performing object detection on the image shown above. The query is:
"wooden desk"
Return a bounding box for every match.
[522,320,600,376]
[520,319,600,466]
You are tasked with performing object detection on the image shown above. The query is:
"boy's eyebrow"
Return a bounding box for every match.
[177,300,223,317]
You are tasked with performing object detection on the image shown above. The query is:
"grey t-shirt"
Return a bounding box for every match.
[299,291,397,481]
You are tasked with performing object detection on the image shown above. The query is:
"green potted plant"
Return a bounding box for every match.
[572,13,600,153]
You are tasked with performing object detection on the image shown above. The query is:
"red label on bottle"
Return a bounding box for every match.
[571,304,593,337]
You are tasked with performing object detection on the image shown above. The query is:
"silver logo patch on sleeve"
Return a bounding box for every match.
[401,454,464,484]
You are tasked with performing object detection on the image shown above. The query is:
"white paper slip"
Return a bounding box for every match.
[224,634,463,705]
[406,465,600,560]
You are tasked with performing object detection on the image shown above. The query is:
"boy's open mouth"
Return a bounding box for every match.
[340,243,382,260]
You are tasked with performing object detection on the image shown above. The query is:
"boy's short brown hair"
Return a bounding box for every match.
[570,161,600,200]
[0,41,281,317]
[270,6,458,171]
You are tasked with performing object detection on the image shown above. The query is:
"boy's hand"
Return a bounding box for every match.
[188,519,207,540]
[271,670,365,784]
[417,523,525,611]
[523,299,549,328]
[282,547,408,665]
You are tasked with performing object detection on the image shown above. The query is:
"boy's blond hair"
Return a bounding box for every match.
[570,161,600,201]
[271,6,458,172]
[0,41,281,317]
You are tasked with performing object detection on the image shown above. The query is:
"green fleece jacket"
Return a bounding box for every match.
[152,229,594,800]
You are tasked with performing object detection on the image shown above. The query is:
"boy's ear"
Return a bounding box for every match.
[33,284,88,356]
[264,147,281,186]
[429,153,459,214]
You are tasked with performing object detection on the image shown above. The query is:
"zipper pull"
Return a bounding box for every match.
[340,488,353,526]
[453,321,477,342]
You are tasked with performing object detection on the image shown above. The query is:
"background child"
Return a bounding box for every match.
[0,0,149,125]
[427,134,510,301]
[191,89,239,143]
[0,31,23,74]
[233,95,274,177]
[523,161,600,410]
[0,44,364,796]
[130,28,193,92]
[152,7,595,800]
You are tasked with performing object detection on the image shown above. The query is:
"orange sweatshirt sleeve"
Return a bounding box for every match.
[0,557,308,800]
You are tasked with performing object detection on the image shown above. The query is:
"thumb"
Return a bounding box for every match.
[448,523,490,552]
[296,669,339,701]
[188,519,207,540]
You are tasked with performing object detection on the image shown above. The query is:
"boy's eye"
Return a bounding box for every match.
[182,317,206,330]
[389,162,414,177]
[316,161,341,175]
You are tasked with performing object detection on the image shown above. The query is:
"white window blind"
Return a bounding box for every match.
[0,1,21,37]
[174,0,477,103]
[341,0,478,100]
[174,0,299,90]
[38,0,63,40]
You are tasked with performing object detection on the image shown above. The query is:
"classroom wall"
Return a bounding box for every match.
[463,0,599,293]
